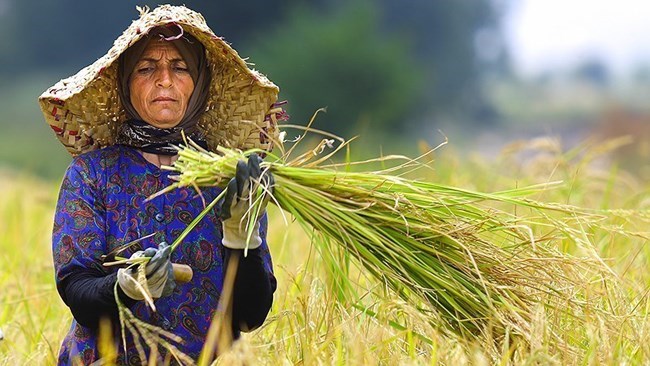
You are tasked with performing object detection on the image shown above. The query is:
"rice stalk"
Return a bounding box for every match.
[114,286,195,365]
[157,138,610,347]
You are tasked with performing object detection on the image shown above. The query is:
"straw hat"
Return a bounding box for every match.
[39,5,285,156]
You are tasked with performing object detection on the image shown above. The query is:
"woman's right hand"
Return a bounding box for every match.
[117,242,176,300]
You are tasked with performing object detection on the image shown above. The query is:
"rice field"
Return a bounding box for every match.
[0,137,648,365]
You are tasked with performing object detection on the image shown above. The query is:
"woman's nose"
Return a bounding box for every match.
[155,67,173,88]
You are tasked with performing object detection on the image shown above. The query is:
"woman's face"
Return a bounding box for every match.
[129,41,195,129]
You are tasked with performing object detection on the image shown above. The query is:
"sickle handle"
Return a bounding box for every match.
[172,263,193,283]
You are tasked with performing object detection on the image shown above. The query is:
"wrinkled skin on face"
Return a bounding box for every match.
[129,41,195,128]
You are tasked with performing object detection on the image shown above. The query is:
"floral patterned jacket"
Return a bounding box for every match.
[52,144,275,365]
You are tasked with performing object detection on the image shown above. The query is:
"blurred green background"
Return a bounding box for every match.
[0,0,648,180]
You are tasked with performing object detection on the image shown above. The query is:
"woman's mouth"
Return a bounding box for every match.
[153,97,176,102]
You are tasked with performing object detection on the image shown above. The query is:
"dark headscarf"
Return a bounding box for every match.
[116,25,211,155]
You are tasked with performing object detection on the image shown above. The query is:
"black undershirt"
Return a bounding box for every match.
[57,247,277,339]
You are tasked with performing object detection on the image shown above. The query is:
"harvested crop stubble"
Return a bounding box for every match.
[157,136,608,347]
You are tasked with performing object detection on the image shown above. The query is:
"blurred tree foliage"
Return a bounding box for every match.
[0,0,296,76]
[244,2,423,135]
[378,0,508,123]
[0,0,506,137]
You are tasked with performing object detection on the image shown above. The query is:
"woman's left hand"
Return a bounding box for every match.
[219,153,274,250]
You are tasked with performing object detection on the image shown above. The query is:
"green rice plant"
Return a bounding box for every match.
[154,134,612,349]
[1,139,648,364]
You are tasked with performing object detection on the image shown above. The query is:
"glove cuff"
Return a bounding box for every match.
[222,220,262,250]
[117,268,145,301]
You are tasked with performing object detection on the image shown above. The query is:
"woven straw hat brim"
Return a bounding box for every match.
[39,5,283,155]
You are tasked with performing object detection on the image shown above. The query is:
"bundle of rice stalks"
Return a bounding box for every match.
[152,134,609,347]
[113,286,195,365]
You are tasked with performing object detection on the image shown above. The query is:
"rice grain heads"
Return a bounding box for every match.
[159,139,607,348]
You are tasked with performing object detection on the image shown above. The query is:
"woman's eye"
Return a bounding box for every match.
[174,66,189,73]
[137,67,154,74]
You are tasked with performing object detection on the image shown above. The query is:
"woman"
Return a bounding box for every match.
[39,5,286,365]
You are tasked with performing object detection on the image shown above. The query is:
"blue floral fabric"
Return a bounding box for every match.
[52,144,273,364]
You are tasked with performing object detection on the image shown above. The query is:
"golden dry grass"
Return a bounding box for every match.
[0,138,648,365]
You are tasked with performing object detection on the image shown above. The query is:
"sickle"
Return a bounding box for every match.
[100,232,193,283]
[100,232,157,262]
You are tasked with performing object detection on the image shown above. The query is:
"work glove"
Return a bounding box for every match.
[219,153,274,250]
[117,242,176,301]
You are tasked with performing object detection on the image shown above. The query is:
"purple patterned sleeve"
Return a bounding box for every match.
[257,211,275,277]
[52,155,108,291]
